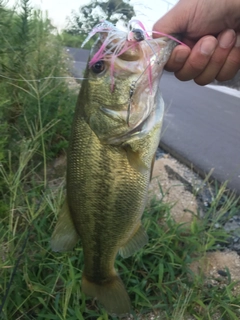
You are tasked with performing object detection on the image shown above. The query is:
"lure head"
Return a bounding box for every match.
[79,22,176,145]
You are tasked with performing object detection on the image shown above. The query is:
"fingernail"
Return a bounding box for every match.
[235,34,240,47]
[200,39,217,56]
[175,50,189,63]
[219,29,236,48]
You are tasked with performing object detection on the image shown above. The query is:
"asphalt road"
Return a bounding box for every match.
[67,47,240,194]
[160,72,240,194]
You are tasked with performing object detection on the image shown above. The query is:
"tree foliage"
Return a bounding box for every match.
[65,0,136,36]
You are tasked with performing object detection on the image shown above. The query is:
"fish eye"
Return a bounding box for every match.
[91,60,105,74]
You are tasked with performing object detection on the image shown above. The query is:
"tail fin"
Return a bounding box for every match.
[82,273,131,316]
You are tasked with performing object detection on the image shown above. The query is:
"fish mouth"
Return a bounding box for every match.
[100,106,128,123]
[102,109,152,145]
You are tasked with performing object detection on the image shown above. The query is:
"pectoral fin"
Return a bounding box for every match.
[119,224,148,258]
[125,146,148,174]
[51,199,79,252]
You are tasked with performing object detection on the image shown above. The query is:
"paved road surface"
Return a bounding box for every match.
[67,47,240,194]
[160,72,240,194]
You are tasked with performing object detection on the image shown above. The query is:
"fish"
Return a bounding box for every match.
[51,21,177,316]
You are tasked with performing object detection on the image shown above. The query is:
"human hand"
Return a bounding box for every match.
[153,0,240,85]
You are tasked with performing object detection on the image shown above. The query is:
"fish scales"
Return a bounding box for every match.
[51,22,176,316]
[68,116,150,273]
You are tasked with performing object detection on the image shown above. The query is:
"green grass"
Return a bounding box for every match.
[1,162,240,320]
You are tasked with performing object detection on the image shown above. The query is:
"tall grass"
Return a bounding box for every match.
[0,2,76,159]
[0,1,77,217]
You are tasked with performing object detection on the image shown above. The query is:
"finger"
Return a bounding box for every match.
[194,30,236,85]
[164,45,191,72]
[175,36,218,81]
[216,33,240,81]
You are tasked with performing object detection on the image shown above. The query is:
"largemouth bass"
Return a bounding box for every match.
[51,21,176,316]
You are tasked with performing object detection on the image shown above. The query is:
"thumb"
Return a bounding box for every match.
[152,4,188,38]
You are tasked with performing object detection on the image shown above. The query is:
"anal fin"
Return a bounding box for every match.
[119,224,148,258]
[51,199,79,252]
